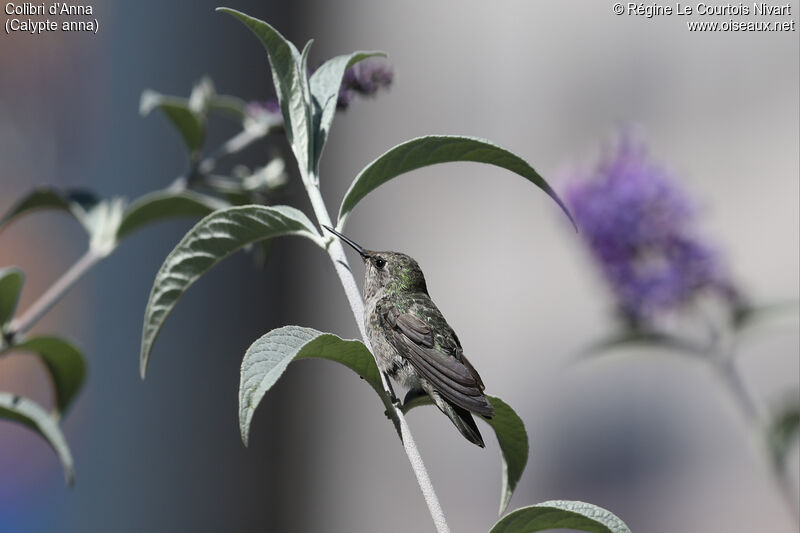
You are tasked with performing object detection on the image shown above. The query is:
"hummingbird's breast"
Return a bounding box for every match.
[365,290,420,390]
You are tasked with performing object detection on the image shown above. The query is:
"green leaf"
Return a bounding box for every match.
[0,187,100,234]
[218,8,313,180]
[578,329,708,362]
[0,188,123,255]
[0,392,75,485]
[768,401,800,471]
[336,135,575,229]
[239,325,387,446]
[0,267,24,330]
[402,394,528,515]
[486,397,529,515]
[140,205,322,378]
[116,190,227,241]
[309,51,385,171]
[3,336,86,415]
[489,500,631,533]
[140,90,205,154]
[733,300,799,333]
[209,94,248,122]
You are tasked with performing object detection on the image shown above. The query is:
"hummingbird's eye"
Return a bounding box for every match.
[373,258,386,270]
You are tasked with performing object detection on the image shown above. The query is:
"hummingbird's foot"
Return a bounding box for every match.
[388,390,401,407]
[382,372,401,406]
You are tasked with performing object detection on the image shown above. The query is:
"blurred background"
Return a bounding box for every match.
[0,1,797,532]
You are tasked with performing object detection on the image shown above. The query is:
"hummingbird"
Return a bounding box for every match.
[323,226,494,447]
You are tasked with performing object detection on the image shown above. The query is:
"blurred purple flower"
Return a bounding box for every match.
[564,133,734,324]
[337,58,393,109]
[247,58,393,118]
[246,98,280,115]
[245,99,283,128]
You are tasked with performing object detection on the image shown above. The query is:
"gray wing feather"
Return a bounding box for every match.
[381,299,493,417]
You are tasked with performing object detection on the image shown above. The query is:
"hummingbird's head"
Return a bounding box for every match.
[363,250,428,299]
[323,226,428,299]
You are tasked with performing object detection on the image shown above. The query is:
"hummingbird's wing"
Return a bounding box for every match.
[379,298,494,418]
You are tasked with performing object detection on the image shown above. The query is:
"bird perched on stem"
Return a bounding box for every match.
[323,226,494,447]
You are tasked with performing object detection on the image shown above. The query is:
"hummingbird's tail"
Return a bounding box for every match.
[447,403,486,448]
[429,390,485,447]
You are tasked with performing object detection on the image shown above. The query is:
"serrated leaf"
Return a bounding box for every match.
[116,190,227,241]
[0,392,75,485]
[239,325,387,446]
[3,337,86,415]
[309,51,385,171]
[336,135,575,230]
[0,267,24,330]
[489,500,631,533]
[140,205,322,378]
[402,394,528,515]
[140,90,205,154]
[218,8,313,180]
[0,187,100,235]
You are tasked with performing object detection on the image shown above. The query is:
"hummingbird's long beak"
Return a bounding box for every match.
[322,225,371,260]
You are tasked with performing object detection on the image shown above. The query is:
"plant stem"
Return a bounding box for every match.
[169,123,276,192]
[9,125,271,340]
[197,124,273,175]
[9,248,103,338]
[305,181,451,533]
[716,356,762,424]
[714,354,799,525]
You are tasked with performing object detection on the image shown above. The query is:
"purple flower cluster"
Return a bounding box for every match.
[336,58,394,109]
[248,58,393,119]
[564,133,732,324]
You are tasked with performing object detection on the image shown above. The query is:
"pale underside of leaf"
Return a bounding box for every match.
[217,8,312,180]
[309,51,386,171]
[239,326,530,516]
[0,393,75,485]
[336,135,575,230]
[296,40,314,179]
[489,500,631,533]
[188,77,215,116]
[140,205,321,378]
[239,325,385,446]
